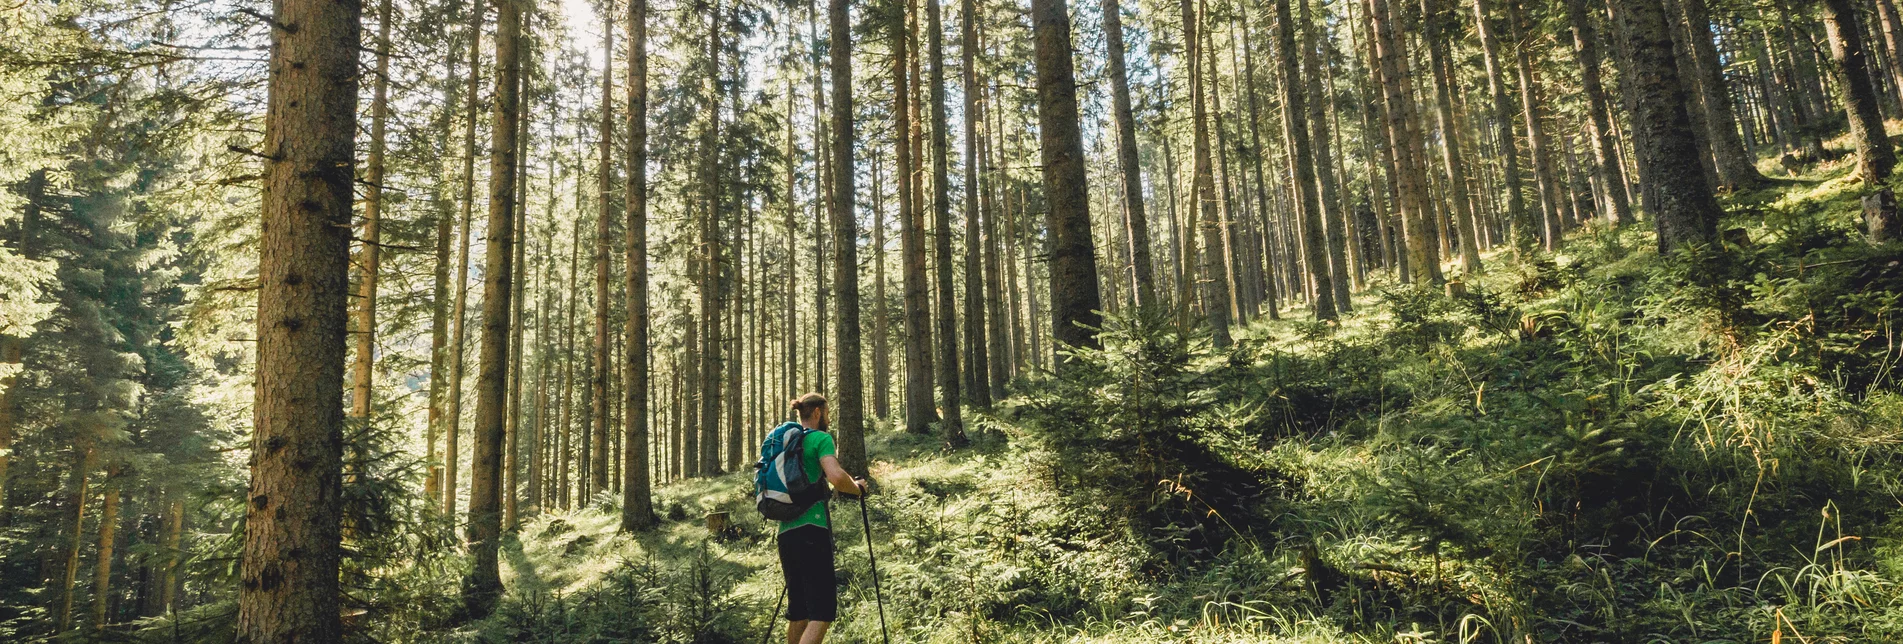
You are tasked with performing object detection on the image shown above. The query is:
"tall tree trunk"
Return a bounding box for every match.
[352,0,393,423]
[963,0,993,409]
[1422,0,1482,274]
[1237,18,1282,321]
[91,468,121,630]
[621,0,656,532]
[698,0,726,476]
[1676,0,1764,190]
[504,92,529,528]
[1610,0,1723,252]
[1276,0,1336,320]
[57,446,95,634]
[425,45,461,508]
[1183,0,1233,345]
[1823,0,1898,182]
[1033,0,1106,363]
[831,0,868,473]
[237,0,356,631]
[872,152,892,420]
[927,0,968,445]
[463,0,521,615]
[1565,0,1633,226]
[592,16,615,498]
[445,5,484,517]
[1507,0,1563,250]
[1300,0,1353,308]
[560,218,580,505]
[897,6,938,434]
[1103,0,1157,309]
[1473,0,1531,252]
[1370,0,1444,283]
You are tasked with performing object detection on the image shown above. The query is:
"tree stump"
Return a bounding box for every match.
[705,511,730,535]
[1868,188,1899,243]
[1445,280,1467,298]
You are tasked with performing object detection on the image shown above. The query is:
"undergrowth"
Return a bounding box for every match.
[124,162,1903,643]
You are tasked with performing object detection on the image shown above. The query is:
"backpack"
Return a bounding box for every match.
[754,422,832,521]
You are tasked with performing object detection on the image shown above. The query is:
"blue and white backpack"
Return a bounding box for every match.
[754,422,832,521]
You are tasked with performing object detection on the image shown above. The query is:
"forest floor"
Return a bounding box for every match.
[427,149,1903,643]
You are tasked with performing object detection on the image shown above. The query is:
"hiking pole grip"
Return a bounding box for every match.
[859,495,891,644]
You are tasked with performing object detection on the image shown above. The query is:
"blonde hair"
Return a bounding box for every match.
[789,393,827,421]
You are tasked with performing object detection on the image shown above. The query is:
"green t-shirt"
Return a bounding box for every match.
[778,427,836,533]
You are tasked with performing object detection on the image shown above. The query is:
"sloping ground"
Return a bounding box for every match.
[451,154,1903,644]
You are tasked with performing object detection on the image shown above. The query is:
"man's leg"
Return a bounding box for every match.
[786,620,807,644]
[797,620,831,644]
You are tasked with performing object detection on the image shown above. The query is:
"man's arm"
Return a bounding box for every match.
[817,455,864,497]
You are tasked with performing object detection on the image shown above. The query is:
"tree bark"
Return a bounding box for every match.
[462,0,520,615]
[351,0,393,423]
[1369,0,1444,283]
[1471,0,1530,252]
[91,468,121,630]
[593,15,615,498]
[425,43,461,509]
[872,151,892,420]
[1183,0,1233,345]
[621,0,656,531]
[928,0,968,445]
[444,4,483,518]
[830,0,868,473]
[1301,0,1353,308]
[897,6,938,434]
[1422,0,1482,274]
[1823,0,1897,182]
[1033,0,1106,363]
[57,446,95,634]
[1103,0,1157,309]
[1676,0,1765,190]
[1565,0,1633,226]
[1611,0,1723,252]
[962,0,993,409]
[1275,0,1336,320]
[237,0,356,632]
[698,0,726,476]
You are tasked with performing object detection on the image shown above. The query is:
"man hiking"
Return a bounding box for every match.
[773,393,865,644]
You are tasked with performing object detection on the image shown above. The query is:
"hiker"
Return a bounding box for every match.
[774,393,865,644]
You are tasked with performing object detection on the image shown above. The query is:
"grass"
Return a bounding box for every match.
[405,151,1903,644]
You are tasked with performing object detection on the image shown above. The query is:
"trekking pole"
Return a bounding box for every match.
[756,585,784,644]
[857,492,891,644]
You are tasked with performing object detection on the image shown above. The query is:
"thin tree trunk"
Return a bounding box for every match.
[963,0,993,409]
[698,0,726,476]
[1183,0,1233,346]
[58,446,96,634]
[1370,0,1444,283]
[462,0,522,614]
[1275,0,1336,320]
[91,468,121,630]
[873,152,892,420]
[1298,0,1352,308]
[927,0,967,445]
[352,0,393,423]
[1473,0,1531,252]
[1565,0,1633,226]
[237,0,356,630]
[445,5,485,518]
[425,44,461,508]
[898,0,938,434]
[1238,18,1282,320]
[1422,0,1482,274]
[830,0,867,472]
[1676,0,1764,190]
[1102,0,1157,309]
[592,16,615,498]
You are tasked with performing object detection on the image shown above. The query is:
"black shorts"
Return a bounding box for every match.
[777,524,837,622]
